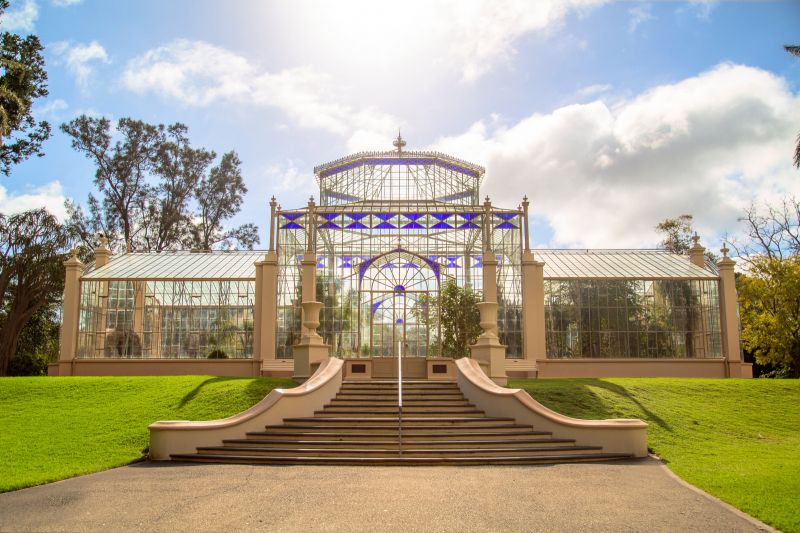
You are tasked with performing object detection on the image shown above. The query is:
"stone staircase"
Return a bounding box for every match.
[170,380,634,465]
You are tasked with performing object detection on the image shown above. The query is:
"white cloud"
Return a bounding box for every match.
[283,0,607,83]
[0,181,67,220]
[1,0,38,32]
[443,0,607,82]
[51,40,110,92]
[52,0,82,6]
[33,98,68,121]
[432,63,800,248]
[575,83,612,99]
[628,3,654,33]
[122,39,398,150]
[263,160,315,194]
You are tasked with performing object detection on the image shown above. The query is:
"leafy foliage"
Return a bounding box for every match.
[0,0,51,175]
[655,214,694,254]
[738,256,800,377]
[0,209,69,375]
[60,115,258,253]
[418,279,481,357]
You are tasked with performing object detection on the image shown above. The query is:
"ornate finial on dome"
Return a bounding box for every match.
[691,232,700,246]
[393,130,406,155]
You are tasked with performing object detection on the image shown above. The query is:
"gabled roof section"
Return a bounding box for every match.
[537,250,718,280]
[314,150,485,180]
[82,251,264,280]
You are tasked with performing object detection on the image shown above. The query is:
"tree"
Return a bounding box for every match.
[785,45,800,169]
[0,209,69,375]
[0,0,51,175]
[655,214,717,262]
[61,115,258,253]
[187,151,258,250]
[738,256,800,377]
[656,214,694,254]
[418,279,482,358]
[731,197,800,265]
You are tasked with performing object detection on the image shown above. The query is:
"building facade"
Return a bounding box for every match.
[51,139,752,379]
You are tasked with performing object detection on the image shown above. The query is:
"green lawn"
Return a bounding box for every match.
[509,378,800,533]
[0,376,294,492]
[2,377,798,531]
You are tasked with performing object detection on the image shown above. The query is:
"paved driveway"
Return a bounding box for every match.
[0,457,772,532]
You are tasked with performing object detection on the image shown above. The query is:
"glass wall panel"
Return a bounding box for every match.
[544,279,722,359]
[276,207,524,359]
[77,280,255,359]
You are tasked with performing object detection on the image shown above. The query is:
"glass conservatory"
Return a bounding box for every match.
[53,136,751,379]
[275,139,523,360]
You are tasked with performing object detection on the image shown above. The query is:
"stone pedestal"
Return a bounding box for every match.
[469,302,508,386]
[293,301,330,382]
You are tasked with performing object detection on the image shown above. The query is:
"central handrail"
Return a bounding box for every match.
[398,340,403,456]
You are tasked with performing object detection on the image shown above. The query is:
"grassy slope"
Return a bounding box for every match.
[509,378,800,533]
[0,376,294,492]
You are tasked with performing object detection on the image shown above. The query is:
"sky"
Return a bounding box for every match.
[1,0,799,252]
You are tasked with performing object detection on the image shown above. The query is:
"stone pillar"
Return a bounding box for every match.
[521,250,546,365]
[688,234,706,268]
[92,236,113,357]
[292,301,329,382]
[57,249,84,376]
[253,197,281,375]
[717,244,744,377]
[294,196,327,380]
[259,250,278,364]
[470,196,508,385]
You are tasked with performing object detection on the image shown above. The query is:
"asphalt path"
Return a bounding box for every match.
[0,457,773,532]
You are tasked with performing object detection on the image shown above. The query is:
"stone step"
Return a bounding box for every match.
[222,438,578,449]
[330,398,470,405]
[281,416,519,426]
[195,445,603,458]
[171,453,633,466]
[335,393,466,399]
[316,407,484,414]
[247,426,552,439]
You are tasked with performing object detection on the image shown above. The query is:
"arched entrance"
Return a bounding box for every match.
[358,248,441,362]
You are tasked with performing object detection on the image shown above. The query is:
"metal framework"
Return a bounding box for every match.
[276,138,523,359]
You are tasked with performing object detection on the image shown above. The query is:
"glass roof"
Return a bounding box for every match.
[83,251,264,280]
[537,250,718,279]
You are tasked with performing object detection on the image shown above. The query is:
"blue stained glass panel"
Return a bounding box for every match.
[402,222,425,229]
[281,213,303,220]
[403,213,423,220]
[340,256,353,268]
[431,222,453,229]
[345,222,369,229]
[459,213,480,220]
[320,213,338,220]
[347,213,368,220]
[375,213,396,221]
[374,222,396,229]
[496,222,517,229]
[281,222,303,229]
[394,284,405,292]
[318,222,340,229]
[458,222,480,229]
[446,256,460,268]
[496,213,517,220]
[381,263,396,269]
[431,213,452,221]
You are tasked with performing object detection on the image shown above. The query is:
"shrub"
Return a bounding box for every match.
[207,349,228,359]
[8,352,52,376]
